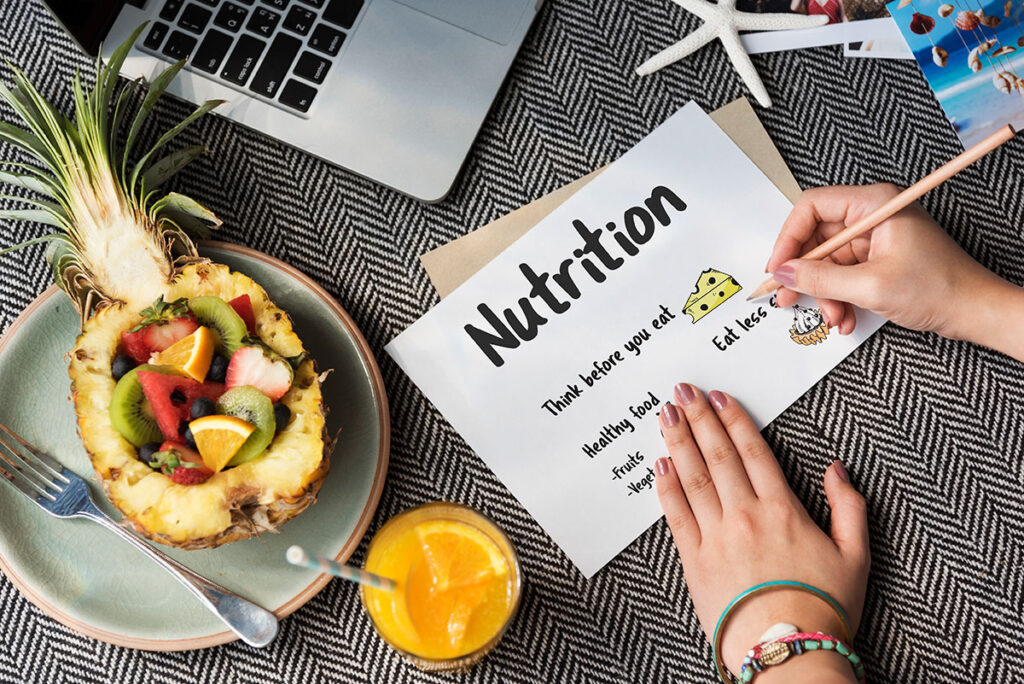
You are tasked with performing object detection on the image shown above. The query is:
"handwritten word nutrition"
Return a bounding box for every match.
[463,186,688,367]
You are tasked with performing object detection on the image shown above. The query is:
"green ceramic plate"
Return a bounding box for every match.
[0,242,389,651]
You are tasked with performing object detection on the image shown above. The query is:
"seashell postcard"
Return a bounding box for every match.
[888,0,1024,147]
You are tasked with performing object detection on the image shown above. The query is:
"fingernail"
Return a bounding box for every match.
[709,390,727,411]
[674,383,696,405]
[773,263,797,288]
[822,309,834,328]
[833,460,850,482]
[660,403,680,427]
[655,458,670,477]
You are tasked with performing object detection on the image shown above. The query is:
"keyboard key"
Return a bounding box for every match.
[298,0,325,6]
[260,0,287,8]
[194,0,218,5]
[250,33,300,98]
[293,51,330,83]
[322,0,363,29]
[160,0,183,21]
[178,4,212,33]
[246,7,280,37]
[235,0,254,4]
[214,2,248,32]
[308,24,345,55]
[162,30,197,60]
[221,34,266,84]
[143,22,170,49]
[279,79,317,112]
[126,0,145,7]
[283,6,315,35]
[192,29,233,73]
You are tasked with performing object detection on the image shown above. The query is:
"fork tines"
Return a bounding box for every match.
[0,424,70,503]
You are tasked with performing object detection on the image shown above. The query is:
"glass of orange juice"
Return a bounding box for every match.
[360,501,522,672]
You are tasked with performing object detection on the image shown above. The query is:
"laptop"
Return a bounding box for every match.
[43,0,540,202]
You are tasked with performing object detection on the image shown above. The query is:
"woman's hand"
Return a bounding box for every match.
[766,184,1024,360]
[655,384,869,680]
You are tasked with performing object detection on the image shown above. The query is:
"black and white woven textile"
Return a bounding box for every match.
[2,0,1023,682]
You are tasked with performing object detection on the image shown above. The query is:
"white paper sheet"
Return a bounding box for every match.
[386,103,884,578]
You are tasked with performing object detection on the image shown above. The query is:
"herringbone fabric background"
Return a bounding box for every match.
[2,0,1024,682]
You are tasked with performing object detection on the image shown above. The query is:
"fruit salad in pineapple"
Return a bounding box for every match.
[0,27,329,549]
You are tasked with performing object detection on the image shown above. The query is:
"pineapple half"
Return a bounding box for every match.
[0,27,330,548]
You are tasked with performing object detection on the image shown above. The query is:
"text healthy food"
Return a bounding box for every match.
[0,26,330,549]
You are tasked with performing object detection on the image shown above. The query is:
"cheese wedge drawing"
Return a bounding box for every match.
[683,268,742,323]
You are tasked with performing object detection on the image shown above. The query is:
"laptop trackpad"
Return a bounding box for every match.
[391,0,531,45]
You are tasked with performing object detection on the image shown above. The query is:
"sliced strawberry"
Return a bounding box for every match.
[141,316,199,355]
[138,371,225,441]
[121,328,152,365]
[170,466,213,485]
[225,346,294,402]
[228,295,257,336]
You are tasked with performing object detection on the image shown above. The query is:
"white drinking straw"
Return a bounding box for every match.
[286,545,396,592]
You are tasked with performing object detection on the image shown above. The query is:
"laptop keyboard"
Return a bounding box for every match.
[139,0,365,115]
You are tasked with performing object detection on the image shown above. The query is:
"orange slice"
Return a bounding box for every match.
[189,414,255,473]
[414,520,508,592]
[151,326,215,381]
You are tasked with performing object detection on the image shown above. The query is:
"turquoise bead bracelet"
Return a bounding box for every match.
[738,631,866,682]
[711,581,854,684]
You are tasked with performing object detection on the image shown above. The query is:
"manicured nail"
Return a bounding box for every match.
[833,460,850,482]
[822,309,834,328]
[655,458,670,477]
[709,390,727,411]
[660,403,680,427]
[773,263,797,288]
[674,383,696,405]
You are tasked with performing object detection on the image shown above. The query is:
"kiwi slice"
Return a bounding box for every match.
[109,364,163,447]
[188,296,247,355]
[216,386,275,466]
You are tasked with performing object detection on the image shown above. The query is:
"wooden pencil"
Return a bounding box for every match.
[747,123,1017,301]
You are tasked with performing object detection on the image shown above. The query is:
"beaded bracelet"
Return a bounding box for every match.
[738,632,866,682]
[711,581,854,684]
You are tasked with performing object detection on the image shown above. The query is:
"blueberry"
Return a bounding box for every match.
[138,442,161,465]
[184,426,197,450]
[207,355,229,383]
[273,403,291,432]
[111,354,136,381]
[191,397,215,420]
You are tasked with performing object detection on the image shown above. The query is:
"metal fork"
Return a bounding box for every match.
[0,424,279,647]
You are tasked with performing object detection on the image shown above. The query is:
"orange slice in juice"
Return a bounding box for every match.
[188,414,255,473]
[151,326,215,381]
[414,520,508,592]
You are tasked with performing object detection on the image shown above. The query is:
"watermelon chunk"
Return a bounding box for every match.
[137,370,225,442]
[228,295,257,336]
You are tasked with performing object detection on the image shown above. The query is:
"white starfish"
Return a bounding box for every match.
[637,0,829,108]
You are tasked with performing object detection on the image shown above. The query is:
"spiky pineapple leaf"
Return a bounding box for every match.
[0,208,62,227]
[122,58,187,168]
[154,191,222,239]
[95,24,147,135]
[130,98,225,192]
[142,144,207,189]
[0,233,63,255]
[0,167,54,196]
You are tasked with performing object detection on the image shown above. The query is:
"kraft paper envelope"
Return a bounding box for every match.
[421,98,802,298]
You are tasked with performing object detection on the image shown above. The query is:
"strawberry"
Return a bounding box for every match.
[120,297,198,363]
[149,442,212,485]
[141,316,199,354]
[228,294,257,336]
[225,346,294,402]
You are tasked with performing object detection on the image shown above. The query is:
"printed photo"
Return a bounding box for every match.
[887,0,1024,147]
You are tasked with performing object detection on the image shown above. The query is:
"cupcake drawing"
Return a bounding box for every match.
[789,304,829,346]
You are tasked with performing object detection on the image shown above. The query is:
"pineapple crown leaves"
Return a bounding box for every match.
[0,23,226,321]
